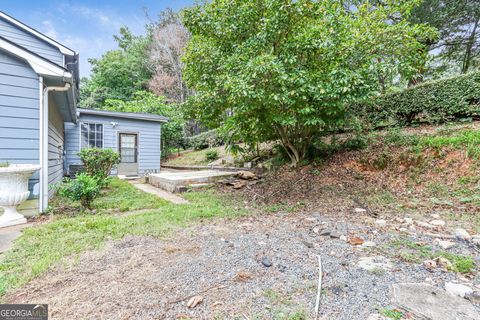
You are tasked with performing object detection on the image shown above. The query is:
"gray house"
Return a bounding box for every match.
[0,12,166,216]
[65,108,167,177]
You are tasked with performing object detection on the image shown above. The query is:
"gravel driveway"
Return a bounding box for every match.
[8,211,479,319]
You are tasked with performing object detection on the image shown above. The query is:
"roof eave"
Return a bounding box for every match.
[0,11,76,56]
[0,37,71,78]
[77,108,169,123]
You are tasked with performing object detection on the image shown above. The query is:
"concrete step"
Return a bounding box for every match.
[149,170,236,193]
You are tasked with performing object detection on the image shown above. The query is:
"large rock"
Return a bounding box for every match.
[454,228,471,241]
[357,256,392,272]
[445,282,474,298]
[430,220,446,227]
[435,239,456,249]
[392,283,479,320]
[236,171,257,180]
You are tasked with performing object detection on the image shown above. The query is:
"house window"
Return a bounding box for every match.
[81,123,103,149]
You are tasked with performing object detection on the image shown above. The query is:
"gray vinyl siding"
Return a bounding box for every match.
[65,114,162,175]
[0,16,64,66]
[0,49,40,198]
[48,122,64,197]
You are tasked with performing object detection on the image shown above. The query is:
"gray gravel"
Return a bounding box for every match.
[8,212,480,319]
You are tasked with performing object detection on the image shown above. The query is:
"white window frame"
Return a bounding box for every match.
[79,122,105,150]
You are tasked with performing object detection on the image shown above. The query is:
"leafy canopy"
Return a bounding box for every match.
[182,0,436,165]
[80,27,152,108]
[103,91,184,151]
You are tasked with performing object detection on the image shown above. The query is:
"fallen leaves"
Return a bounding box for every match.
[187,295,204,308]
[233,271,253,282]
[348,237,365,245]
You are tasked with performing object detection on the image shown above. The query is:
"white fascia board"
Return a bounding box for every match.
[0,38,72,79]
[0,12,76,56]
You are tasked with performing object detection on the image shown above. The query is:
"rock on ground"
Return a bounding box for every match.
[445,282,474,298]
[392,283,479,320]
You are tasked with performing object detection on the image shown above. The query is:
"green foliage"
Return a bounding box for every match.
[354,71,480,126]
[185,129,223,150]
[58,173,101,210]
[78,148,120,182]
[80,27,152,108]
[437,253,475,274]
[182,0,435,166]
[417,129,480,158]
[380,308,404,320]
[205,149,220,162]
[103,91,184,153]
[0,161,9,167]
[387,237,476,274]
[410,0,480,75]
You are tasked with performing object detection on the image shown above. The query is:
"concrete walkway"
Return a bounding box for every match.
[128,181,189,205]
[0,223,33,254]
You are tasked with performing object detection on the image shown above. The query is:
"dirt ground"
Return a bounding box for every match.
[7,208,480,319]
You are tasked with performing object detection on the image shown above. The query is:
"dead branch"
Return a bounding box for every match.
[315,255,323,320]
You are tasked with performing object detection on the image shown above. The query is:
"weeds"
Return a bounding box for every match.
[380,308,404,320]
[385,238,476,274]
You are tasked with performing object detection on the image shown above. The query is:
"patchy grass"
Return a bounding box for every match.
[385,127,480,159]
[383,237,476,274]
[261,288,307,320]
[380,308,404,320]
[164,146,226,166]
[48,178,167,214]
[0,179,246,300]
[418,129,480,158]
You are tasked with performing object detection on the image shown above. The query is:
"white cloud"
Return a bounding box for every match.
[68,5,122,31]
[41,20,58,39]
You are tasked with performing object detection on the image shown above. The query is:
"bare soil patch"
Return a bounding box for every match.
[7,210,479,319]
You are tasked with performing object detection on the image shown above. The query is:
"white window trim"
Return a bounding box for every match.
[78,122,105,151]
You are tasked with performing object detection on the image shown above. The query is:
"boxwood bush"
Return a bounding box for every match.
[78,148,120,182]
[353,71,480,127]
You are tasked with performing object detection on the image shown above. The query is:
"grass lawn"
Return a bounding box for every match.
[0,178,246,300]
[164,146,226,166]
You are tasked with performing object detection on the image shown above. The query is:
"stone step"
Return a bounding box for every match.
[148,170,236,193]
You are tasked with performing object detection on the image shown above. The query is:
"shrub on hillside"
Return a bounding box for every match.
[353,72,480,126]
[205,149,220,162]
[78,148,120,183]
[186,130,224,150]
[58,173,101,210]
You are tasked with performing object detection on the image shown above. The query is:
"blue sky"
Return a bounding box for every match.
[2,0,194,77]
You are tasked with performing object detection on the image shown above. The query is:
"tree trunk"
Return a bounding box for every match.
[274,124,301,167]
[462,18,479,74]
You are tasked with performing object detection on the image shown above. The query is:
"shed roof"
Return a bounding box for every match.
[77,108,169,123]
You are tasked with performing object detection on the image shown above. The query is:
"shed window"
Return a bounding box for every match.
[81,123,103,149]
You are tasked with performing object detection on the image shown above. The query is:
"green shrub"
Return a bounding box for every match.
[186,130,224,150]
[78,148,120,182]
[205,149,220,162]
[58,173,101,210]
[0,161,9,167]
[354,72,480,126]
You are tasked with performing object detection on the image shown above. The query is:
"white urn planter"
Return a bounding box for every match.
[0,164,41,228]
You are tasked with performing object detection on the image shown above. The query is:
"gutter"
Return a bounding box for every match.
[39,81,72,212]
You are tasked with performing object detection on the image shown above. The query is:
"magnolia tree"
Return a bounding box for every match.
[182,0,437,166]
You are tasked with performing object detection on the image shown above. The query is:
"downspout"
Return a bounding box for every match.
[39,82,72,213]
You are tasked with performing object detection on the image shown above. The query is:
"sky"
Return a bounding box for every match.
[1,0,194,77]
